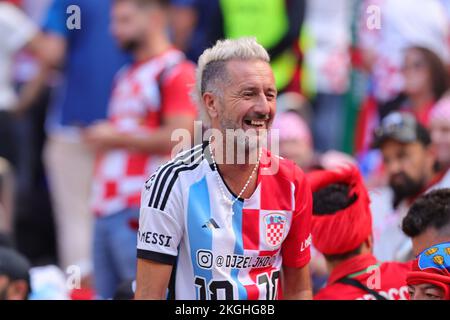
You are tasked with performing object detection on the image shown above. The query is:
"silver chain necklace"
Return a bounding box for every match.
[208,135,262,224]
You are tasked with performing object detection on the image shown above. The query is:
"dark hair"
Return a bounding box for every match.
[323,245,363,263]
[402,188,450,237]
[313,183,358,215]
[313,183,361,262]
[408,46,449,100]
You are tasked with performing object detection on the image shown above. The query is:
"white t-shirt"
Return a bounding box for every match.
[137,143,313,300]
[370,169,450,262]
[0,2,37,110]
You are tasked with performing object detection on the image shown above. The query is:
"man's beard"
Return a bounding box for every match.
[390,172,425,209]
[219,114,269,162]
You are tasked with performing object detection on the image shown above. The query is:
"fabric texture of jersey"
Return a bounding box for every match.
[137,142,312,300]
[91,48,197,217]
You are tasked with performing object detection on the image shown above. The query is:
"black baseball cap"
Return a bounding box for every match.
[372,112,431,148]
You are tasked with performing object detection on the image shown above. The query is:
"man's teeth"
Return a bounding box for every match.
[250,120,265,126]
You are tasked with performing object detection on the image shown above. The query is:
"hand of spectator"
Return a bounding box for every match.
[83,121,122,152]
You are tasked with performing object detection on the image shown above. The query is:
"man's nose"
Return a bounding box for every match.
[253,93,272,115]
[387,159,402,176]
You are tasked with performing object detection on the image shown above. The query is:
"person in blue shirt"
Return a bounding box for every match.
[36,0,129,293]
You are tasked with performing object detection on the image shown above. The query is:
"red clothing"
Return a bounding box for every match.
[314,254,411,300]
[91,48,197,216]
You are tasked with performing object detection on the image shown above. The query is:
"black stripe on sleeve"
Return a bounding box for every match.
[159,159,202,211]
[137,249,177,265]
[148,145,203,208]
[152,150,201,209]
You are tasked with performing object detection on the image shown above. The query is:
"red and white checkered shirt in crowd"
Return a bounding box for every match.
[91,48,197,217]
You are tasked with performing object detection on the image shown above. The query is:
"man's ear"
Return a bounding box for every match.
[202,92,219,120]
[364,235,374,252]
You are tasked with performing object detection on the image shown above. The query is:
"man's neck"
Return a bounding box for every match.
[134,35,172,62]
[212,146,261,199]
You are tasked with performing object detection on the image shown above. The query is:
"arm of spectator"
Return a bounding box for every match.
[84,63,197,154]
[267,0,306,60]
[135,258,173,300]
[83,115,195,154]
[13,33,67,116]
[13,0,68,115]
[283,264,313,300]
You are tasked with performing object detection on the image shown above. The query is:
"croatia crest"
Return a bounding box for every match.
[264,214,287,247]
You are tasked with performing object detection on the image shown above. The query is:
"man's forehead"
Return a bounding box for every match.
[226,59,272,75]
[381,140,424,154]
[225,59,275,86]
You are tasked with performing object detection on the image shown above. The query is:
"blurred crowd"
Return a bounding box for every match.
[1,0,450,300]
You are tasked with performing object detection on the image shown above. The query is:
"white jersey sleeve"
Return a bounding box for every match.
[137,170,184,265]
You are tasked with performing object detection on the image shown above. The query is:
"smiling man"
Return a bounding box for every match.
[135,37,313,300]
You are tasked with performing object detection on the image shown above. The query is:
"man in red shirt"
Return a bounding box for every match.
[83,0,197,299]
[309,165,411,300]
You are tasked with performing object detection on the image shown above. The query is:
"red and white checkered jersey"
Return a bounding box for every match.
[91,48,197,217]
[137,143,313,300]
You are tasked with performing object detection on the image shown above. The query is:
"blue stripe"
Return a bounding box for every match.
[187,177,213,299]
[231,200,247,300]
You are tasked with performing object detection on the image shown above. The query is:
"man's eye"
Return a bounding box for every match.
[426,293,440,299]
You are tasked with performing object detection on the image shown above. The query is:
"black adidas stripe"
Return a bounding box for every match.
[148,144,203,208]
[153,153,203,210]
[159,158,203,211]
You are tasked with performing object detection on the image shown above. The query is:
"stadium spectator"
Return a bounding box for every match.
[0,246,31,300]
[0,0,47,167]
[84,0,197,299]
[406,241,450,300]
[370,112,450,262]
[32,0,130,289]
[309,165,410,300]
[402,189,450,256]
[378,46,449,127]
[358,0,449,103]
[135,37,313,300]
[272,111,314,170]
[430,95,450,171]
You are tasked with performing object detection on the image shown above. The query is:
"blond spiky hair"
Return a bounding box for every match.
[194,37,270,125]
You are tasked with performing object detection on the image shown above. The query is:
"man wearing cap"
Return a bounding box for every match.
[309,165,411,300]
[407,241,450,300]
[0,247,31,300]
[370,111,450,262]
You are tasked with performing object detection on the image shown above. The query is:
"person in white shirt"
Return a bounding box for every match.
[0,1,46,166]
[370,112,450,262]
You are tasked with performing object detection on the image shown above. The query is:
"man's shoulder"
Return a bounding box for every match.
[143,143,206,210]
[263,150,305,183]
[380,260,412,274]
[430,169,450,190]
